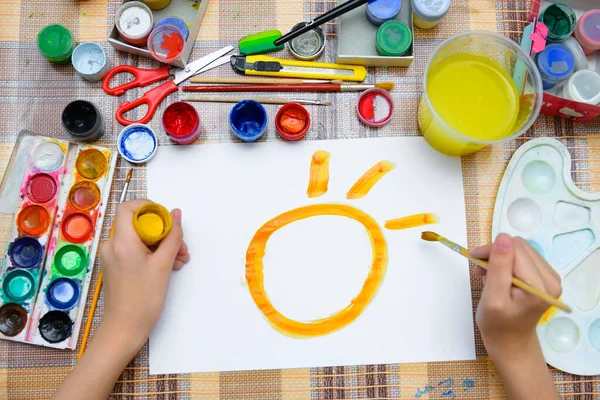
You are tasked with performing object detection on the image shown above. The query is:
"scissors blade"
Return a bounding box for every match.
[173,46,234,84]
[191,56,232,77]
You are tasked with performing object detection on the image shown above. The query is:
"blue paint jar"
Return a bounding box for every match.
[117,123,158,164]
[8,237,43,269]
[229,100,267,142]
[155,16,189,40]
[366,0,402,26]
[46,278,80,310]
[535,43,575,90]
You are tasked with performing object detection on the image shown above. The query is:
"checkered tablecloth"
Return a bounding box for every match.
[0,0,599,398]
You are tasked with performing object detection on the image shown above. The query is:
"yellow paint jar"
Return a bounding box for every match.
[141,0,171,11]
[133,203,173,246]
[418,31,543,156]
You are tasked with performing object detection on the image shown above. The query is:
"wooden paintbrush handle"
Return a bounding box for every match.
[182,84,340,92]
[188,77,306,84]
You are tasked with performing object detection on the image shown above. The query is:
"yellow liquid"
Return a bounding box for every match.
[419,53,520,156]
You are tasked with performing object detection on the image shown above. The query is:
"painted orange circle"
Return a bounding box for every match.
[245,204,388,337]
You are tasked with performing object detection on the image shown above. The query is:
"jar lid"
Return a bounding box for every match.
[577,9,600,49]
[376,20,412,57]
[37,25,74,59]
[536,43,575,81]
[289,23,325,61]
[366,0,402,25]
[412,0,451,21]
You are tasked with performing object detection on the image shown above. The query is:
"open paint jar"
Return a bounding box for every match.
[275,103,310,140]
[155,16,189,40]
[419,31,543,156]
[133,203,173,246]
[8,237,43,269]
[61,212,95,244]
[38,311,73,343]
[76,149,108,180]
[148,24,185,63]
[37,24,76,64]
[412,0,451,29]
[539,3,576,42]
[46,278,80,310]
[17,205,50,236]
[72,42,109,81]
[26,173,58,203]
[115,2,153,46]
[357,88,394,127]
[31,141,65,172]
[559,70,600,105]
[162,102,201,145]
[366,0,402,26]
[535,43,575,89]
[53,244,87,277]
[230,100,267,142]
[574,9,600,55]
[3,270,35,303]
[117,124,158,164]
[0,304,28,337]
[62,100,104,142]
[69,181,101,211]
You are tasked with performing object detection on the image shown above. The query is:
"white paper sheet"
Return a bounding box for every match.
[148,137,475,374]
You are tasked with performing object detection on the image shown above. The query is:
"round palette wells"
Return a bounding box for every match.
[492,138,600,376]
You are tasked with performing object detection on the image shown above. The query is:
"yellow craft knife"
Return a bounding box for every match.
[230,55,367,82]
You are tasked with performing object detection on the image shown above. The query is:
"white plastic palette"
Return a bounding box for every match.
[492,138,600,376]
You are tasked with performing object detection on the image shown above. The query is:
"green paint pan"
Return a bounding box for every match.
[239,30,284,55]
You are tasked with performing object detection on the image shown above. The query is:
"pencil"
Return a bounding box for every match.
[421,231,572,313]
[77,168,133,360]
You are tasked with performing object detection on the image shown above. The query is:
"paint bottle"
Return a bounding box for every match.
[275,103,310,140]
[2,270,35,303]
[133,203,173,246]
[357,88,394,127]
[288,22,326,61]
[0,303,28,337]
[71,42,109,81]
[37,24,76,64]
[38,311,73,343]
[46,278,80,311]
[115,2,154,47]
[229,100,268,142]
[155,16,189,40]
[141,0,172,11]
[62,100,104,142]
[535,43,575,90]
[53,244,87,277]
[539,3,576,42]
[412,0,451,29]
[8,237,43,269]
[31,141,65,172]
[366,0,402,26]
[559,70,600,105]
[574,10,600,56]
[562,36,589,71]
[376,20,412,56]
[162,102,201,145]
[117,124,158,164]
[148,24,185,63]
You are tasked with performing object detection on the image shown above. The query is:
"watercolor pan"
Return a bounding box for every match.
[492,138,600,376]
[0,131,117,349]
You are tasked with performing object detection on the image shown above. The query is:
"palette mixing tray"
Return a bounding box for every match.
[492,138,600,375]
[0,131,117,349]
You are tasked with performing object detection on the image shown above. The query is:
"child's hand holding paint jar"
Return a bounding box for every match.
[470,234,561,400]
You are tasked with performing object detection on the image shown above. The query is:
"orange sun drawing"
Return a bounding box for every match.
[245,150,439,337]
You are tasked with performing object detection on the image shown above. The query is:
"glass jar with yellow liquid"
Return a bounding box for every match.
[419,31,543,156]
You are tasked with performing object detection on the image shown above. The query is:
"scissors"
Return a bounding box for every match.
[102,46,234,126]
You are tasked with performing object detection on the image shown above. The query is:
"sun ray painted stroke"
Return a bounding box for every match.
[385,213,440,230]
[307,150,330,198]
[346,161,396,200]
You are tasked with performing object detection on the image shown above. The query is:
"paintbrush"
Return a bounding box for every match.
[181,96,332,106]
[188,77,343,85]
[182,82,394,93]
[421,231,571,313]
[78,168,134,360]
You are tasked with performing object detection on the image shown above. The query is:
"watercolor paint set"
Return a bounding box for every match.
[492,138,600,375]
[0,132,117,349]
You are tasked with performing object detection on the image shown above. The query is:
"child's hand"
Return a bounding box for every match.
[99,199,191,350]
[470,234,561,357]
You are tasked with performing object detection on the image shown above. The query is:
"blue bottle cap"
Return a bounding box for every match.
[366,0,402,26]
[229,100,267,142]
[536,43,575,89]
[46,278,80,310]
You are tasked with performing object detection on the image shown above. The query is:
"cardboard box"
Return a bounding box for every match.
[527,0,600,123]
[108,0,210,68]
[337,1,414,67]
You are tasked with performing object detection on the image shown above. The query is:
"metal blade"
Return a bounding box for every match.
[190,55,232,78]
[173,46,234,84]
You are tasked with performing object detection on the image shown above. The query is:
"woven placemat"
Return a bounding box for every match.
[0,0,599,398]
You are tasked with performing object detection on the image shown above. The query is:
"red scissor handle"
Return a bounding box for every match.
[102,65,171,96]
[116,81,178,126]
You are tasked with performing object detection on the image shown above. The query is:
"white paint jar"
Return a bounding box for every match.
[559,70,600,105]
[72,43,109,81]
[412,0,451,29]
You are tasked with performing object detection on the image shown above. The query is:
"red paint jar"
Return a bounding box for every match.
[275,103,310,141]
[162,102,201,145]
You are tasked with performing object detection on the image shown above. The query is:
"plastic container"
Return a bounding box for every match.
[412,0,451,29]
[376,20,412,56]
[117,124,158,164]
[62,100,104,142]
[155,16,189,40]
[559,70,600,105]
[147,24,185,63]
[357,88,394,127]
[539,3,576,42]
[230,100,267,142]
[288,22,325,61]
[133,203,173,246]
[141,0,172,11]
[115,2,153,46]
[37,25,76,64]
[418,31,543,156]
[562,36,589,71]
[535,43,575,89]
[275,103,310,140]
[366,0,402,26]
[71,42,109,81]
[162,102,201,145]
[574,9,600,56]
